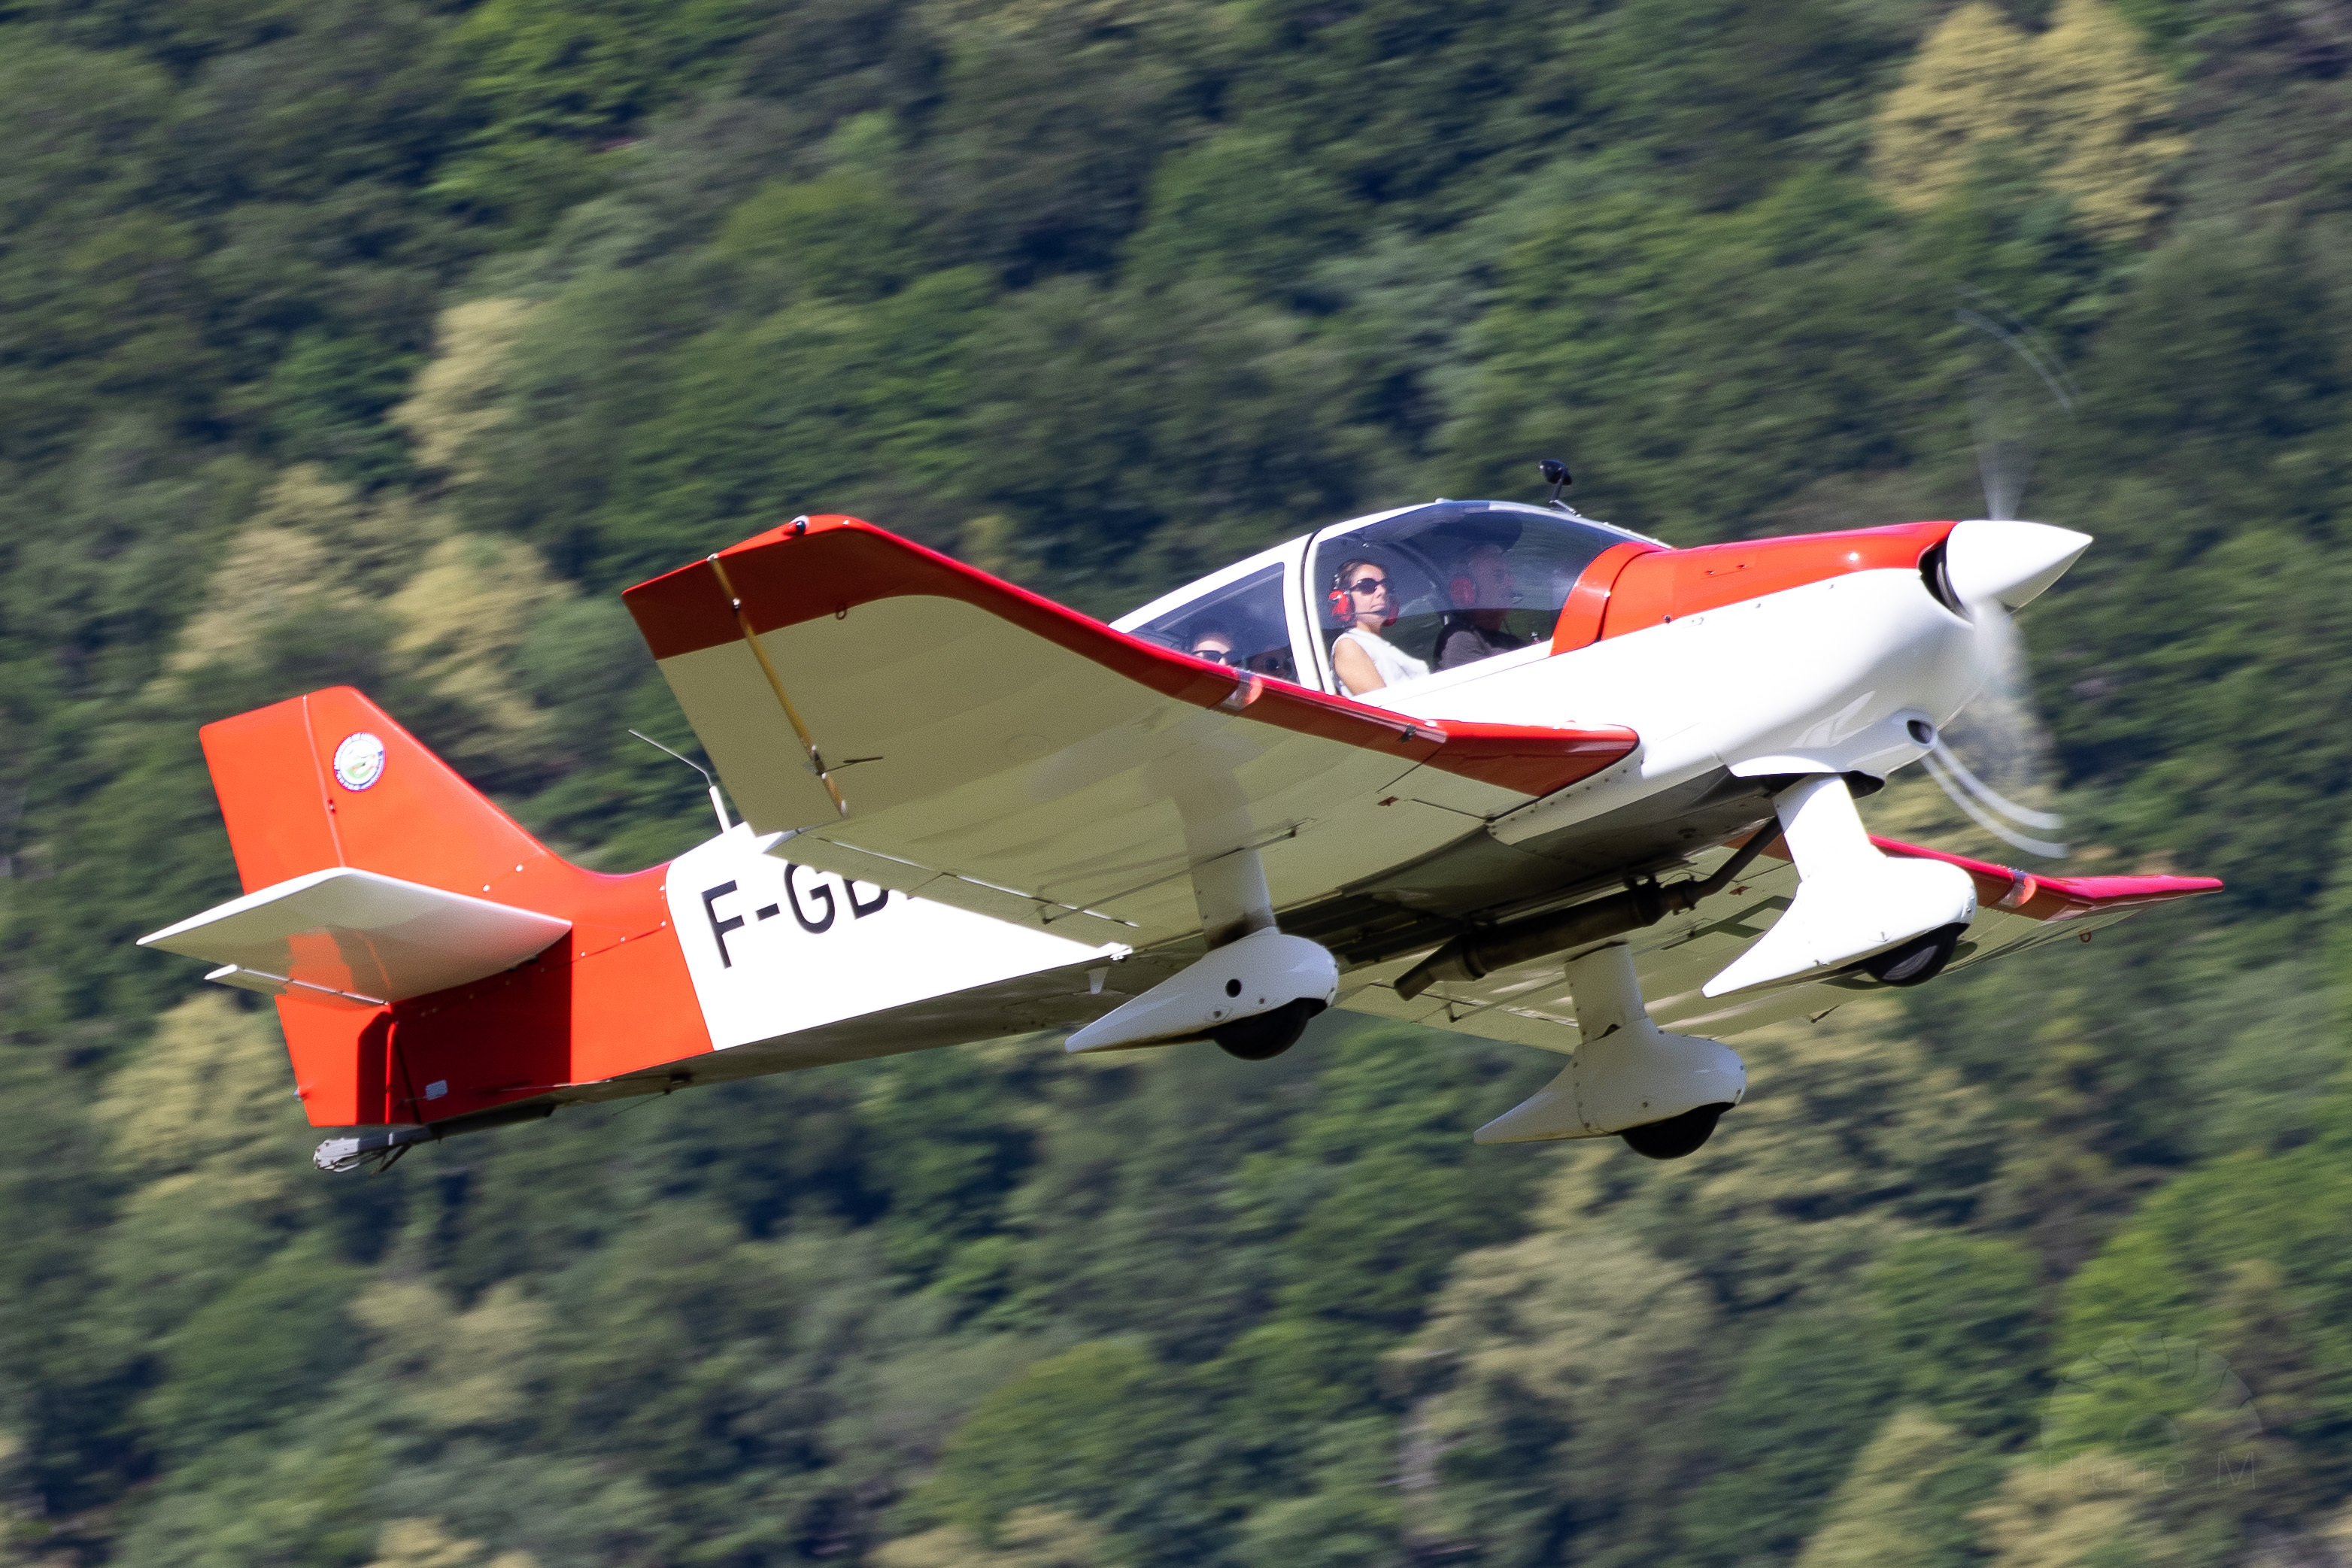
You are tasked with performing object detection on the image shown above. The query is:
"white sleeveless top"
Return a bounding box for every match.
[1337,626,1430,694]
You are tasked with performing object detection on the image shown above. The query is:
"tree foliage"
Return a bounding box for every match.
[0,0,2345,1564]
[1871,0,2187,241]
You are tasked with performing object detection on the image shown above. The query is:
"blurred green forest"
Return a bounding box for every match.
[2,0,2350,1562]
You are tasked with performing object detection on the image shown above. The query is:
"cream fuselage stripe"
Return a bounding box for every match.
[663,826,1118,1051]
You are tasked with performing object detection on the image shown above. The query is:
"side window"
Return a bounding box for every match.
[1129,564,1300,684]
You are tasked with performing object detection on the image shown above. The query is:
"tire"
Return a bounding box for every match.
[1862,924,1966,988]
[1212,999,1326,1060]
[1620,1102,1731,1160]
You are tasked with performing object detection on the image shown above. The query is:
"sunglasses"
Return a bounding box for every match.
[1347,578,1390,595]
[1193,648,1240,666]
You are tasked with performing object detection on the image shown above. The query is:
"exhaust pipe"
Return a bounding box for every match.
[1394,830,1771,1002]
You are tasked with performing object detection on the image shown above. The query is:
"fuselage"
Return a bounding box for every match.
[634,502,2088,1075]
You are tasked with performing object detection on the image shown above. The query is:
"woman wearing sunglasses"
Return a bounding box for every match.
[1188,626,1243,665]
[1328,559,1428,698]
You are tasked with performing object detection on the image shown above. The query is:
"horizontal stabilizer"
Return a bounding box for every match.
[139,867,569,1006]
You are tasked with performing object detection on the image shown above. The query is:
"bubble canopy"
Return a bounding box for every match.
[1114,500,1650,702]
[1309,501,1648,691]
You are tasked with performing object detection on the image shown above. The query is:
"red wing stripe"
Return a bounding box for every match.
[1871,835,2223,920]
[625,515,1638,799]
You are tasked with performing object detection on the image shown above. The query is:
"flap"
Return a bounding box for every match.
[139,867,571,1005]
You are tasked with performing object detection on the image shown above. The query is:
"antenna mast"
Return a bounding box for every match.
[630,730,733,834]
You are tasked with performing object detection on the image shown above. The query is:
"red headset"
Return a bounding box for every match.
[1330,564,1399,628]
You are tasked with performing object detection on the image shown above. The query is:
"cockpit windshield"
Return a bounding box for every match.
[1311,501,1643,696]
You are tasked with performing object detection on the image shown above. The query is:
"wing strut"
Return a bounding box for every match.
[706,550,850,819]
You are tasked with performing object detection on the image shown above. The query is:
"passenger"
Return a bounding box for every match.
[1432,541,1529,671]
[1328,558,1429,696]
[1248,643,1299,682]
[1188,625,1241,666]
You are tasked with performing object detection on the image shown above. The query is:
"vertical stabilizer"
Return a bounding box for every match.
[199,687,554,899]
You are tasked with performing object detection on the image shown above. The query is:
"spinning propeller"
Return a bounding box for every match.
[1923,300,2083,860]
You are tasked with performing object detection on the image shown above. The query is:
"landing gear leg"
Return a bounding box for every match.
[1473,943,1747,1151]
[1702,773,1977,997]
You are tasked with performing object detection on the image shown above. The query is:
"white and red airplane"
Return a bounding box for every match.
[139,490,2218,1170]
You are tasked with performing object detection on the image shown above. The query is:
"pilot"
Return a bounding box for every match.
[1329,558,1429,696]
[1432,541,1529,671]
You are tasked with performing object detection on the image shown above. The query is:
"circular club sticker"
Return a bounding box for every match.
[332,732,387,792]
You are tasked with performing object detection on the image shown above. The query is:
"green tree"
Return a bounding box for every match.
[1674,1311,1895,1568]
[1871,1233,2045,1439]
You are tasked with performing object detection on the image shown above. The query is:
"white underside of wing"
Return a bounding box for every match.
[657,595,1539,947]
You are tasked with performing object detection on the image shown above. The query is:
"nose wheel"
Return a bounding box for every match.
[1473,944,1747,1147]
[1701,774,1978,998]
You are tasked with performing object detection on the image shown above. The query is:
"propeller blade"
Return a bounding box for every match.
[1922,748,2068,860]
[1968,400,2028,523]
[1932,299,2084,861]
[1930,593,2070,860]
[1924,739,2061,831]
[1956,299,2077,527]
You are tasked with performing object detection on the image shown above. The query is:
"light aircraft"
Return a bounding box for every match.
[139,475,2219,1170]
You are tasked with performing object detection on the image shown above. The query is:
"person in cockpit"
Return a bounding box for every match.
[1188,625,1242,666]
[1432,541,1530,671]
[1328,558,1429,696]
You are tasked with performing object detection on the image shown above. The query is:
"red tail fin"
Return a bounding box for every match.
[200,687,554,898]
[196,688,706,1128]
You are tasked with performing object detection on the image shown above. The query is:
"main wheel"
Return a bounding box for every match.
[1212,999,1326,1060]
[1862,923,1966,988]
[1621,1102,1731,1160]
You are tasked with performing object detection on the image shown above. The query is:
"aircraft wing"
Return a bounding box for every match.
[1336,836,2223,1051]
[624,517,1637,948]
